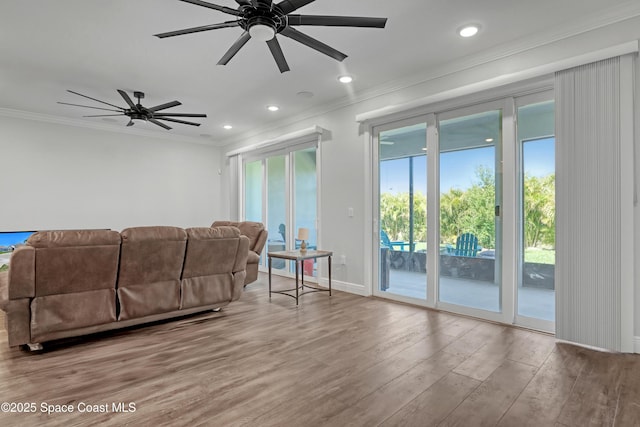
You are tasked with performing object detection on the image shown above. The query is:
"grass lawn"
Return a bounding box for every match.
[524,248,555,264]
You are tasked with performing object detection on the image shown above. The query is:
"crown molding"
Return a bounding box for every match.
[356,41,638,125]
[218,2,640,147]
[0,108,220,147]
[225,126,325,157]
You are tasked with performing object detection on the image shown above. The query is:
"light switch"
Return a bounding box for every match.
[348,207,354,217]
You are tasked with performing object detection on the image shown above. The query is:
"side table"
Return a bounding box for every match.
[267,250,332,305]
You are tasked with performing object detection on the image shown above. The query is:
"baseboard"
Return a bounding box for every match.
[635,336,640,354]
[317,279,368,296]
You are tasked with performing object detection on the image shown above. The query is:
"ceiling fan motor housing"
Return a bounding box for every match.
[240,6,286,34]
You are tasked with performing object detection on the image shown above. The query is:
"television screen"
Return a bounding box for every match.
[0,231,35,272]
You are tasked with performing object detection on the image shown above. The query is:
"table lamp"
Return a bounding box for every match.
[297,228,309,252]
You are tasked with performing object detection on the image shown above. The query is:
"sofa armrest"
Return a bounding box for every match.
[253,229,268,256]
[7,246,35,299]
[233,236,250,273]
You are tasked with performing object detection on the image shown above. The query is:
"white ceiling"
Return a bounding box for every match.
[1,0,638,146]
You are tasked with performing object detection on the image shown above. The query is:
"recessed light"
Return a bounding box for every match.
[459,25,479,38]
[267,105,280,112]
[199,133,212,138]
[485,138,494,142]
[297,91,314,98]
[421,148,427,151]
[338,75,353,84]
[223,125,233,130]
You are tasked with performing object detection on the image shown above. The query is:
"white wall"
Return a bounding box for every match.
[1,115,222,232]
[220,17,640,339]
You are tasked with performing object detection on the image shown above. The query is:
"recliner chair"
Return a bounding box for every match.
[211,221,267,285]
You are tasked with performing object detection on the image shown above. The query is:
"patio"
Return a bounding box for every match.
[382,269,555,321]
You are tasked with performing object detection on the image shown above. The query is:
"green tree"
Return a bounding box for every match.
[523,173,555,247]
[460,166,496,248]
[440,188,467,243]
[381,167,555,252]
[380,191,427,244]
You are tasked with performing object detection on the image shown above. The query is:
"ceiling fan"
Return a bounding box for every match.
[155,0,388,73]
[58,89,207,130]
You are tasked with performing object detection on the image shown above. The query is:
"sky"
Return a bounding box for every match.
[380,137,555,194]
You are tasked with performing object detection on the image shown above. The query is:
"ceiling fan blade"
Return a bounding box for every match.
[280,26,347,61]
[276,0,315,15]
[83,114,126,117]
[287,15,387,28]
[177,0,241,16]
[66,90,125,110]
[154,21,240,38]
[266,37,290,73]
[57,102,122,112]
[218,31,251,65]
[148,101,182,112]
[153,113,207,118]
[149,119,172,130]
[117,90,137,110]
[257,0,273,7]
[155,117,202,127]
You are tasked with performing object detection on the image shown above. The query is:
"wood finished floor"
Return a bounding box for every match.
[0,274,639,427]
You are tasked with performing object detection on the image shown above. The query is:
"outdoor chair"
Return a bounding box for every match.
[380,230,406,269]
[455,232,479,257]
[380,230,411,251]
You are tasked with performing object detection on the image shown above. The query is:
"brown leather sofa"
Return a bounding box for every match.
[211,221,267,285]
[0,226,249,350]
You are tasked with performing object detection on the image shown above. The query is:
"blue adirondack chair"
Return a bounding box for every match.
[455,233,479,257]
[380,230,410,251]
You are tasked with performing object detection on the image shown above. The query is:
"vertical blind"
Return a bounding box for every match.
[555,56,631,351]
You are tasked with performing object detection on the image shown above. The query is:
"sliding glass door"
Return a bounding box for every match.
[266,155,287,270]
[516,94,555,330]
[243,145,318,276]
[376,122,427,300]
[438,107,502,313]
[373,93,555,332]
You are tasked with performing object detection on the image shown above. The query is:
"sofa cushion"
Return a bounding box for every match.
[29,230,121,296]
[31,289,117,340]
[180,227,242,309]
[28,229,121,248]
[183,227,240,277]
[117,226,186,320]
[118,226,187,287]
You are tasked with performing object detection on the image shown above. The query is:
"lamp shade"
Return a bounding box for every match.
[297,228,309,241]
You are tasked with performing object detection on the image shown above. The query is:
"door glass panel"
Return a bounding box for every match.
[438,110,502,312]
[293,147,317,276]
[244,160,263,223]
[378,123,427,300]
[245,159,264,264]
[518,101,555,322]
[266,155,287,271]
